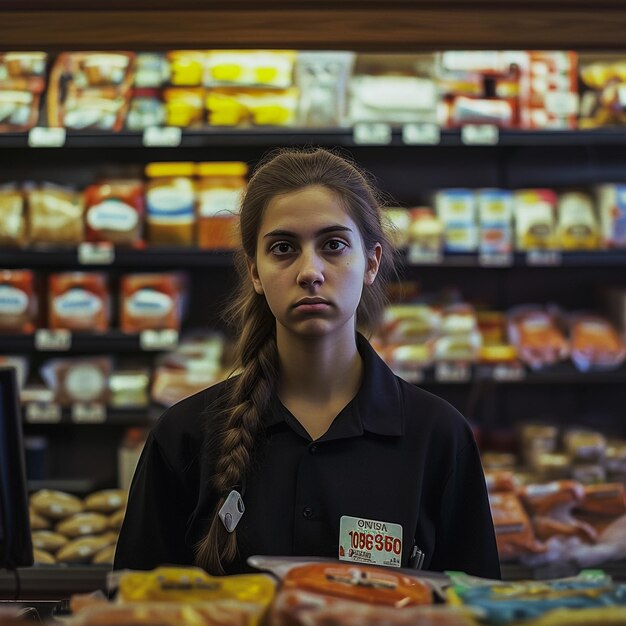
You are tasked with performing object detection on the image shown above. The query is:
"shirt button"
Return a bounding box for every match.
[309,444,318,454]
[302,506,314,519]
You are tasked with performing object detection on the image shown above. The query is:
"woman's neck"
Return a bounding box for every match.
[276,327,362,406]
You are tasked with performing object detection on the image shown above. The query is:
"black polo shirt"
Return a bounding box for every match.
[114,335,500,579]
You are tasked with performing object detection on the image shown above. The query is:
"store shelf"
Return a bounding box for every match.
[5,127,626,149]
[22,403,157,426]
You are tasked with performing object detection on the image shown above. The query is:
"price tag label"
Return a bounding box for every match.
[339,515,402,568]
[402,123,440,145]
[492,363,526,382]
[461,124,499,145]
[394,368,425,384]
[78,242,115,265]
[407,246,443,265]
[353,122,392,145]
[140,329,179,351]
[35,329,71,351]
[71,403,106,423]
[142,126,182,147]
[435,361,471,383]
[28,127,67,148]
[479,252,513,267]
[526,250,562,266]
[25,403,62,424]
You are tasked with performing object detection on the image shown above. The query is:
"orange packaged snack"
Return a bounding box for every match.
[48,272,109,332]
[0,269,38,332]
[569,313,626,372]
[120,273,185,333]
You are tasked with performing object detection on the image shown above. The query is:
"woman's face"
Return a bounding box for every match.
[248,185,381,341]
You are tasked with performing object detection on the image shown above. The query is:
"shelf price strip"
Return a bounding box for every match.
[25,403,62,424]
[71,403,107,424]
[140,329,179,351]
[353,122,392,145]
[35,329,72,351]
[28,127,66,148]
[402,123,441,145]
[461,124,499,146]
[142,127,182,147]
[78,242,115,265]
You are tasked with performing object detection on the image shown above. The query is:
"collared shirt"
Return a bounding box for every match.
[114,335,500,579]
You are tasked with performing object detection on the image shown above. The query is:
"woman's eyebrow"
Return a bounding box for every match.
[263,225,353,238]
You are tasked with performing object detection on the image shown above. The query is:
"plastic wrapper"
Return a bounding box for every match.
[563,428,607,463]
[163,87,205,127]
[30,489,84,520]
[47,52,135,131]
[447,569,626,626]
[204,50,296,88]
[484,470,517,493]
[434,304,482,362]
[435,190,477,253]
[84,489,127,514]
[126,88,166,130]
[40,356,112,405]
[84,180,144,246]
[507,307,569,369]
[579,58,626,128]
[477,190,513,256]
[0,269,38,332]
[28,184,84,246]
[519,423,559,469]
[0,185,26,247]
[120,273,187,332]
[407,207,444,259]
[514,189,558,250]
[206,87,299,126]
[557,192,600,250]
[595,183,626,248]
[381,304,441,344]
[133,53,170,88]
[167,50,204,86]
[568,313,626,372]
[296,51,354,127]
[109,369,151,408]
[48,272,109,332]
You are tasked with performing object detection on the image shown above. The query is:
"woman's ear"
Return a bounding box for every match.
[247,257,264,295]
[364,243,382,286]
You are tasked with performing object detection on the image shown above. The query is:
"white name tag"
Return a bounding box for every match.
[339,515,402,568]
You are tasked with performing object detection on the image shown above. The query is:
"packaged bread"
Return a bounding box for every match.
[557,192,600,250]
[508,307,569,369]
[0,269,38,332]
[55,512,109,538]
[30,489,84,520]
[382,304,441,344]
[92,544,116,565]
[0,185,26,246]
[27,184,84,246]
[31,530,69,553]
[488,491,545,560]
[33,548,56,565]
[514,189,558,250]
[40,356,112,405]
[84,489,127,513]
[84,180,144,246]
[29,507,50,530]
[56,535,112,564]
[48,272,110,332]
[120,273,186,332]
[568,314,626,372]
[577,483,626,518]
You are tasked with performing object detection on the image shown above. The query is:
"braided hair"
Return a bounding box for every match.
[194,147,397,574]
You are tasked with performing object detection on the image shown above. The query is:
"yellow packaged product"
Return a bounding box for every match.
[145,162,196,246]
[0,185,26,246]
[163,87,205,127]
[117,566,275,606]
[167,50,205,86]
[557,191,600,250]
[514,189,558,250]
[196,161,246,249]
[204,50,296,88]
[28,184,84,246]
[206,87,298,126]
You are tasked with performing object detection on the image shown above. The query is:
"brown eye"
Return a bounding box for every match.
[270,241,294,255]
[323,239,348,252]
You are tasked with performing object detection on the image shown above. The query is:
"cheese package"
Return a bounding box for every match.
[196,161,246,249]
[0,269,38,332]
[84,180,144,246]
[28,184,84,246]
[120,273,186,332]
[569,313,626,372]
[0,185,26,246]
[48,272,109,332]
[204,50,296,88]
[435,190,477,252]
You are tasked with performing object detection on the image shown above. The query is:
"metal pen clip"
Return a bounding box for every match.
[218,490,245,533]
[409,544,425,570]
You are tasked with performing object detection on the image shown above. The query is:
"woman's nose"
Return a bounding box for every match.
[297,250,325,287]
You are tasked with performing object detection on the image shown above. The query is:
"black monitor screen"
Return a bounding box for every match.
[0,367,33,568]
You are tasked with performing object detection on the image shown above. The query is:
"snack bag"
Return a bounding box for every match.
[48,272,109,332]
[0,185,26,247]
[0,269,38,332]
[28,184,84,246]
[568,313,626,372]
[205,50,296,88]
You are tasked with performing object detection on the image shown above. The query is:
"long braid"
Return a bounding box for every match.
[194,290,278,574]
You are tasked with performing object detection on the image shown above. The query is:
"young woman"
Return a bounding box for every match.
[114,148,500,579]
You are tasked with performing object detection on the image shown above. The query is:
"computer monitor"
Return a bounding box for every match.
[0,367,33,568]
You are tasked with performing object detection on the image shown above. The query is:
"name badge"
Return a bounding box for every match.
[338,515,402,568]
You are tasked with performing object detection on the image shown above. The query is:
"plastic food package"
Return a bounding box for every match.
[477,189,513,255]
[563,428,607,463]
[407,207,444,259]
[507,307,569,369]
[48,272,109,332]
[120,273,186,332]
[47,52,135,131]
[434,190,478,253]
[30,489,84,520]
[0,269,38,332]
[167,50,204,86]
[382,304,442,344]
[84,180,144,246]
[126,88,166,130]
[204,50,296,88]
[206,87,299,126]
[0,52,47,132]
[109,369,150,408]
[163,87,205,127]
[0,185,26,246]
[295,51,355,127]
[514,189,558,250]
[569,313,626,371]
[196,161,247,249]
[40,356,112,405]
[145,162,196,246]
[579,58,626,128]
[28,184,84,246]
[133,53,170,89]
[557,192,600,250]
[84,489,128,514]
[433,304,482,362]
[596,184,626,247]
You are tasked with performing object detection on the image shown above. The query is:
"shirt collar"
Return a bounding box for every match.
[262,333,404,438]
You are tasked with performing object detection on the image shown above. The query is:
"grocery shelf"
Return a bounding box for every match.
[5,127,626,149]
[22,403,158,427]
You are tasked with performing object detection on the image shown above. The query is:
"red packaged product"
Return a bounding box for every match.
[84,180,144,246]
[48,273,109,332]
[120,273,185,333]
[0,269,38,332]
